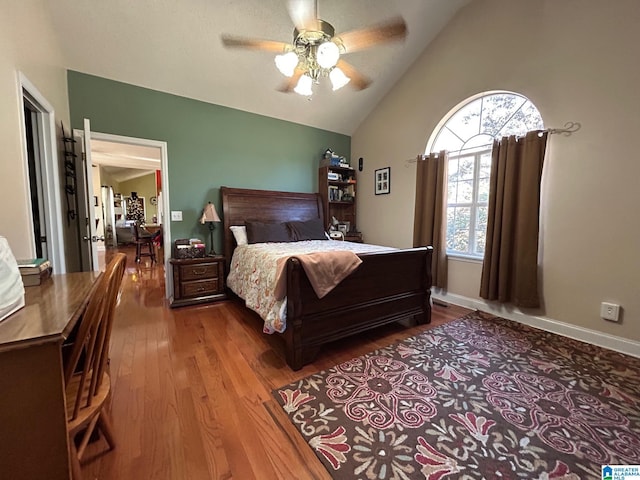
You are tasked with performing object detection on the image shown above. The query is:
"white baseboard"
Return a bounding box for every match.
[432,291,640,359]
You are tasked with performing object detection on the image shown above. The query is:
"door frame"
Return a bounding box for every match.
[73,129,172,298]
[17,72,66,274]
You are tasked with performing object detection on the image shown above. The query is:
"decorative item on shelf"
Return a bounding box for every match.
[200,201,221,255]
[61,122,77,225]
[374,166,391,195]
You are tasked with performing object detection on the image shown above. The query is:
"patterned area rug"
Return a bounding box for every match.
[273,311,640,479]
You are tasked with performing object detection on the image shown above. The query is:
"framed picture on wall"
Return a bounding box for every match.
[374,167,390,195]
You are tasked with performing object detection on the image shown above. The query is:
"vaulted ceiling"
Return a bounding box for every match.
[45,0,470,135]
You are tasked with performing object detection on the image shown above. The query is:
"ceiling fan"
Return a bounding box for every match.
[221,0,407,96]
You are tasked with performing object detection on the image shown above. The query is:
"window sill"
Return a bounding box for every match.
[447,253,483,264]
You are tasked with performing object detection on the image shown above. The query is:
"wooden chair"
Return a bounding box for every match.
[64,253,126,479]
[132,223,156,263]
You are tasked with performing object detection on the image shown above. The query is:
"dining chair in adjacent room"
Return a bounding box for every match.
[64,253,126,479]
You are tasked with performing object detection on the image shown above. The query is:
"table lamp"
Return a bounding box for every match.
[199,202,221,255]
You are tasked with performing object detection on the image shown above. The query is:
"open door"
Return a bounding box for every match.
[75,118,101,272]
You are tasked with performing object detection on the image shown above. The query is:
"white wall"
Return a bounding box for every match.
[0,0,69,259]
[353,0,640,343]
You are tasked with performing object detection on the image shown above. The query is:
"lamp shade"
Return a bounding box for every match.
[329,67,350,91]
[294,75,313,96]
[275,51,298,77]
[317,41,340,69]
[200,202,221,224]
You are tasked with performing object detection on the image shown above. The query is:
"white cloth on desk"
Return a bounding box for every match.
[0,236,25,322]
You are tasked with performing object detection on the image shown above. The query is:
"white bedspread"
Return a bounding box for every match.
[226,240,394,334]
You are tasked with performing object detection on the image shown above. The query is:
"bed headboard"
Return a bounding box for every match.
[220,186,324,269]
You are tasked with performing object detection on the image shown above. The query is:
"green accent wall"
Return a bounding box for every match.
[67,71,350,252]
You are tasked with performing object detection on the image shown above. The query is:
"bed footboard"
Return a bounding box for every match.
[283,246,433,370]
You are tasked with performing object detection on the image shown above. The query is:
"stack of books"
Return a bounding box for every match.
[17,258,52,286]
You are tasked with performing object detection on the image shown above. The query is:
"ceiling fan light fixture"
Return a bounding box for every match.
[316,40,340,69]
[222,2,407,96]
[329,67,350,91]
[294,74,313,96]
[275,51,299,77]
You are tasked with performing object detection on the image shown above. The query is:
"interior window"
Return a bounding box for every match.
[428,92,544,258]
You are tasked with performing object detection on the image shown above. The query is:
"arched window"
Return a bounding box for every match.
[427,91,544,258]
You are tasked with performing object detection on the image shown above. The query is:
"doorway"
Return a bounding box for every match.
[95,161,161,270]
[18,73,66,273]
[23,97,46,259]
[74,129,172,298]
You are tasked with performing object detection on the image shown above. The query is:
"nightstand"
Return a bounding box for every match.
[344,232,363,243]
[170,256,227,307]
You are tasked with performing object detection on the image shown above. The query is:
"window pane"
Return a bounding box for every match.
[479,152,492,177]
[475,206,488,255]
[446,99,481,140]
[521,101,545,131]
[481,94,525,136]
[448,158,460,182]
[475,229,486,254]
[452,207,470,253]
[459,156,474,180]
[446,207,456,250]
[457,180,473,203]
[462,134,493,152]
[478,177,490,202]
[433,127,464,153]
[497,108,530,138]
[447,181,457,204]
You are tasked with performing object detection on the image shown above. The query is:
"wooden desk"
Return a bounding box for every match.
[0,272,100,480]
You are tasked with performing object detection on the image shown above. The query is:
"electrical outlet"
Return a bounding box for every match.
[171,210,183,221]
[600,302,620,322]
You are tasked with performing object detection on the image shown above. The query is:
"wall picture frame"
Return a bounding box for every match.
[374,167,390,195]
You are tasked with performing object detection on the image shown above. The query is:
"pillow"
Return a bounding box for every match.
[245,221,292,244]
[287,218,328,241]
[230,226,248,246]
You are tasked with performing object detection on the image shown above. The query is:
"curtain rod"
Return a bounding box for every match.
[405,121,581,164]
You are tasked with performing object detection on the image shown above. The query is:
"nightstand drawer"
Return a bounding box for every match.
[182,279,219,298]
[179,263,219,281]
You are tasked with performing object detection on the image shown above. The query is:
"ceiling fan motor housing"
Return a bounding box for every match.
[293,19,335,46]
[292,20,342,82]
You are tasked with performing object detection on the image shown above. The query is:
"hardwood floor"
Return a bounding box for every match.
[83,246,472,479]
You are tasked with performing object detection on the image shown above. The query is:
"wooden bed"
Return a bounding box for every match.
[221,186,433,370]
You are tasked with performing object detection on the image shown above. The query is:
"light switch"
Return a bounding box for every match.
[171,211,183,221]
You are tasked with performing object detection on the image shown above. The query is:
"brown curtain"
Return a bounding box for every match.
[480,130,548,308]
[413,151,448,288]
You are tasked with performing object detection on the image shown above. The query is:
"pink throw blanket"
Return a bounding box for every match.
[274,251,363,300]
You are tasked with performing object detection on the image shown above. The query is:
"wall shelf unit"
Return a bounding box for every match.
[318,165,362,241]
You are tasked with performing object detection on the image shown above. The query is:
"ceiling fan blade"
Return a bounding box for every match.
[277,68,305,93]
[221,35,289,53]
[287,0,319,32]
[336,60,371,91]
[336,16,407,53]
